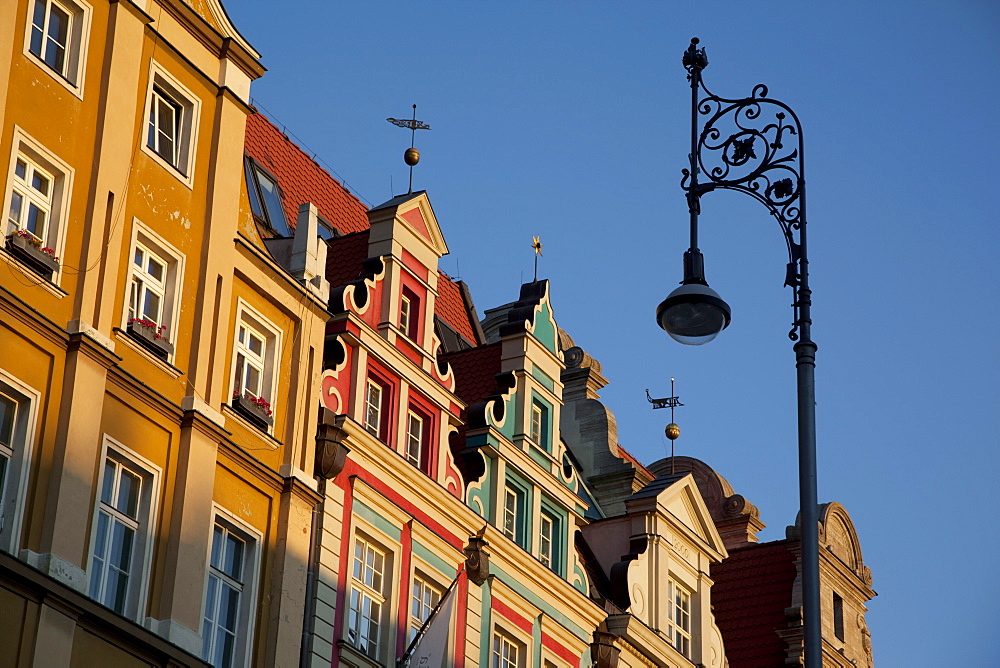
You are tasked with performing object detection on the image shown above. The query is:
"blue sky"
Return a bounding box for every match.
[226,2,1000,664]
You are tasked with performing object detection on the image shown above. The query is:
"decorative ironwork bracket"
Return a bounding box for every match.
[681,38,812,342]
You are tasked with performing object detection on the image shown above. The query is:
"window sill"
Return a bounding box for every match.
[231,394,274,429]
[24,51,85,100]
[140,144,194,190]
[221,404,280,450]
[5,234,59,279]
[336,640,382,668]
[126,321,174,359]
[0,246,67,298]
[113,328,183,379]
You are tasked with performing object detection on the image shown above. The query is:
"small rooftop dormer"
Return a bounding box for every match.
[365,191,450,366]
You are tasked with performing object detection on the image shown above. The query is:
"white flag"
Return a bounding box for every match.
[408,582,457,667]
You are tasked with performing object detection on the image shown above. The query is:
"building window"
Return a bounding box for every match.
[88,445,157,620]
[4,133,72,281]
[409,575,442,642]
[123,224,183,358]
[0,372,38,554]
[129,244,166,325]
[364,379,383,439]
[244,158,290,237]
[399,287,420,341]
[538,512,553,567]
[230,304,280,430]
[147,87,181,167]
[502,483,526,547]
[405,410,423,467]
[25,0,90,92]
[667,580,692,658]
[492,630,524,668]
[142,65,199,184]
[348,536,387,660]
[833,592,845,641]
[7,155,53,243]
[529,399,549,452]
[202,518,259,668]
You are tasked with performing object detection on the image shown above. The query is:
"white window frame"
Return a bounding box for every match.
[0,370,40,555]
[537,512,553,569]
[404,410,423,467]
[501,483,526,546]
[23,0,93,97]
[409,573,442,643]
[347,535,389,661]
[363,379,383,439]
[399,294,412,337]
[7,155,53,243]
[122,221,184,355]
[201,507,261,668]
[667,579,692,658]
[229,301,281,427]
[492,628,526,668]
[87,437,160,622]
[529,402,543,444]
[3,127,74,283]
[141,63,200,187]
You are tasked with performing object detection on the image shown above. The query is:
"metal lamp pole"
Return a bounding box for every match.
[656,38,821,666]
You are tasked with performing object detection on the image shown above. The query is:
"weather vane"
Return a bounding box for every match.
[531,236,543,281]
[647,378,683,474]
[387,104,430,194]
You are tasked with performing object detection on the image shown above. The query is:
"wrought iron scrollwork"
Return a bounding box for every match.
[681,38,811,342]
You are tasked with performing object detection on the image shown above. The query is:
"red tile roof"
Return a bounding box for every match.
[442,343,503,407]
[710,540,797,667]
[436,273,479,345]
[244,111,369,235]
[325,230,371,289]
[245,112,482,346]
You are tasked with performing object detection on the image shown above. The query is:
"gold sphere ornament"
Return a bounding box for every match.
[404,147,420,166]
[665,423,681,440]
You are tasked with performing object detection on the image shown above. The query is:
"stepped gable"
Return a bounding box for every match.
[710,541,797,667]
[244,111,369,234]
[441,343,503,408]
[436,274,479,346]
[616,444,652,478]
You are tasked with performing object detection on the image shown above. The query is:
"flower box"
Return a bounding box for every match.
[126,319,174,359]
[231,393,274,429]
[6,232,59,279]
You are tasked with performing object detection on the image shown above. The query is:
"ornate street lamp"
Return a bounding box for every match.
[657,38,821,665]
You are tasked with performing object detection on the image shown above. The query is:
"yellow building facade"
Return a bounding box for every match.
[0,0,328,665]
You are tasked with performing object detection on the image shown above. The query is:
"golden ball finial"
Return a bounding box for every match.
[665,423,680,440]
[404,147,420,166]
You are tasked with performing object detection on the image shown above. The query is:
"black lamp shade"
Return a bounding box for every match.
[656,283,731,345]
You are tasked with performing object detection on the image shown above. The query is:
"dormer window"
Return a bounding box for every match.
[244,158,290,237]
[529,399,550,452]
[364,380,383,439]
[667,580,692,658]
[399,287,420,341]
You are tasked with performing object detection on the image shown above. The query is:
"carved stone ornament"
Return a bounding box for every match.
[315,422,350,480]
[590,630,621,668]
[464,535,490,586]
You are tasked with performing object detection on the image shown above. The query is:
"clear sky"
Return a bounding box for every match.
[225,2,1000,665]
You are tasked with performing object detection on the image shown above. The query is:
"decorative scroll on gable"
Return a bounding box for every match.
[496,280,560,354]
[329,257,385,318]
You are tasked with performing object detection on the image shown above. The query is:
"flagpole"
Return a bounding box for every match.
[396,567,464,667]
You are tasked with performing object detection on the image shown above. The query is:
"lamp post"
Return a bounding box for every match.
[657,38,821,666]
